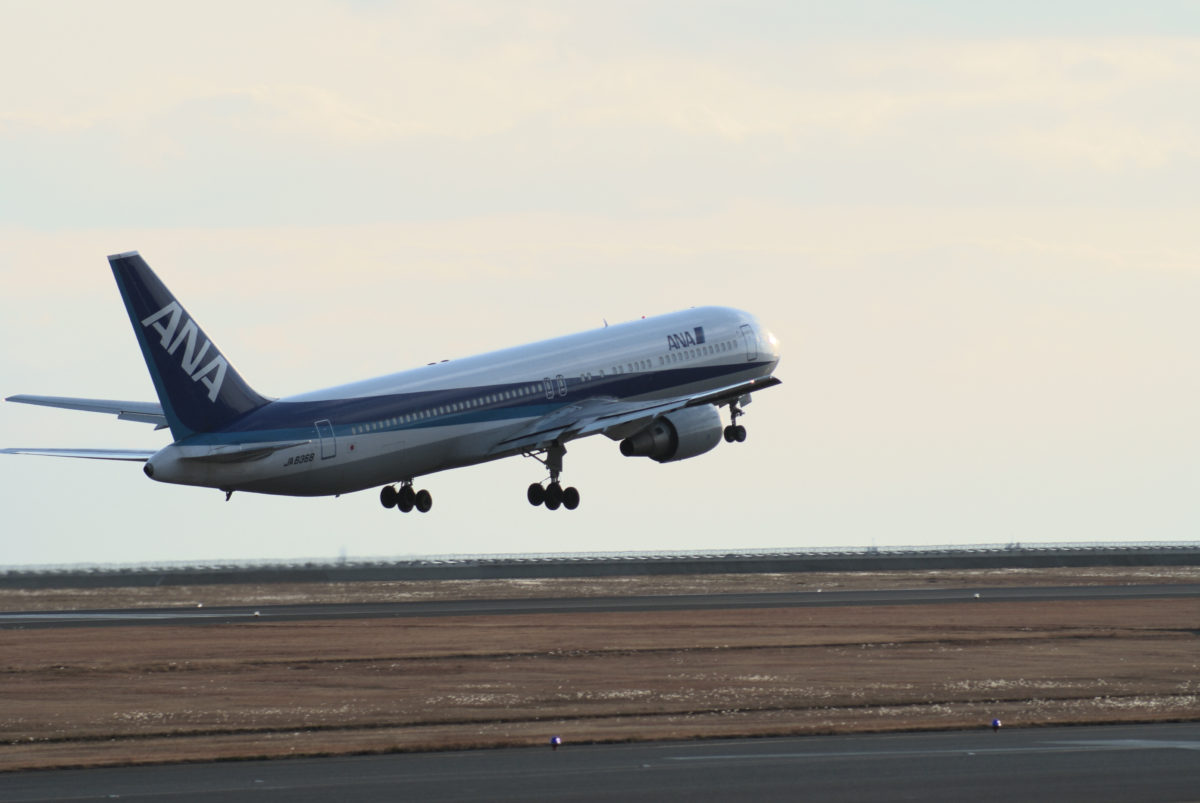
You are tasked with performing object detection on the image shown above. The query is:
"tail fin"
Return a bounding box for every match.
[109,251,269,440]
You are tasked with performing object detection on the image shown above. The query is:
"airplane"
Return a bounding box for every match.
[3,252,781,512]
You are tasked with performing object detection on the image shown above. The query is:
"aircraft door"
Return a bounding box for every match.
[315,419,336,459]
[739,324,758,362]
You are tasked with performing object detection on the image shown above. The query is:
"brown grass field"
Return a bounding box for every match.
[1,568,1197,771]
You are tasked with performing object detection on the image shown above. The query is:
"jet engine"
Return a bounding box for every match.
[619,405,723,463]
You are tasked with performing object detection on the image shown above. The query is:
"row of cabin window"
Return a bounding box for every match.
[605,338,735,376]
[350,383,549,435]
[658,339,738,366]
[351,340,736,435]
[603,358,653,377]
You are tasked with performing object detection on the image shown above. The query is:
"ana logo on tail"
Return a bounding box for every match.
[140,301,228,402]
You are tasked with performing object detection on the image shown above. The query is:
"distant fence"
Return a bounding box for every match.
[2,543,1198,589]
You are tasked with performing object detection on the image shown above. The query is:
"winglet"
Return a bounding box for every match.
[108,252,269,440]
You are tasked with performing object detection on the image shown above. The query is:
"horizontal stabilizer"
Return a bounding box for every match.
[6,395,167,429]
[0,447,155,462]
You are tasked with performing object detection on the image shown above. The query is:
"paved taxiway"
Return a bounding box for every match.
[1,583,1197,628]
[1,722,1197,802]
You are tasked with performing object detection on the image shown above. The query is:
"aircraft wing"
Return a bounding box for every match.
[0,447,156,461]
[489,376,781,455]
[6,395,168,429]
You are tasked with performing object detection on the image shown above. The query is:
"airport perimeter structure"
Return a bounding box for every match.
[3,542,1198,588]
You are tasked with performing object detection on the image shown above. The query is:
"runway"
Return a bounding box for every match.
[1,722,1197,802]
[2,583,1197,628]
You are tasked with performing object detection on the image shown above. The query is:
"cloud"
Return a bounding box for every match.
[6,4,1198,159]
[4,6,1200,236]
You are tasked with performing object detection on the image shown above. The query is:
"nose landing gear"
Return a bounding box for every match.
[723,401,748,443]
[380,481,433,513]
[525,442,580,511]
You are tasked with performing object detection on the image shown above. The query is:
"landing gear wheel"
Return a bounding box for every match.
[544,482,563,511]
[380,486,398,508]
[561,486,580,510]
[414,489,433,513]
[397,484,416,513]
[726,403,748,443]
[526,442,579,511]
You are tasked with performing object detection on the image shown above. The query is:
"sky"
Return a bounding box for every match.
[2,1,1198,566]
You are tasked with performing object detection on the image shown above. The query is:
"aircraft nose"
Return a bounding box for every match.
[762,327,781,362]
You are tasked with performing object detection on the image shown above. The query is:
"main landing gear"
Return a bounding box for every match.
[525,442,580,511]
[723,402,748,443]
[380,481,433,514]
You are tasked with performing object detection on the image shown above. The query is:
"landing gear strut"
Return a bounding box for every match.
[723,402,748,443]
[525,442,580,511]
[380,481,433,514]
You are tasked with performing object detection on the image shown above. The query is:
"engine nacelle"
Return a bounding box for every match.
[619,405,723,463]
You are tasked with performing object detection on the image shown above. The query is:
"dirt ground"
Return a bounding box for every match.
[1,568,1197,771]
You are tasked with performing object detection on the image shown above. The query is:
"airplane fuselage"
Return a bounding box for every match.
[145,306,781,496]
